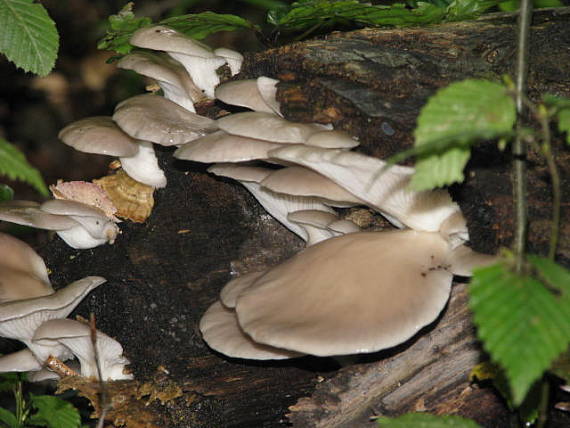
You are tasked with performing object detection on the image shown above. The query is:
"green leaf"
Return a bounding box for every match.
[97,3,152,55]
[469,256,570,405]
[555,109,570,145]
[408,79,516,189]
[0,407,19,428]
[543,94,570,145]
[28,395,81,428]
[0,139,48,196]
[376,412,482,427]
[446,0,498,20]
[0,373,20,392]
[0,185,14,202]
[0,0,59,76]
[160,12,260,40]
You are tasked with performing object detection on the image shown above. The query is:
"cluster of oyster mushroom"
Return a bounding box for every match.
[0,23,496,376]
[0,233,132,381]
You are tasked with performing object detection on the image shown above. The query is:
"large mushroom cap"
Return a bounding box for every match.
[215,78,279,115]
[0,267,53,303]
[58,116,139,157]
[0,201,78,231]
[113,94,217,146]
[0,276,106,342]
[130,25,215,58]
[0,232,51,286]
[233,230,453,356]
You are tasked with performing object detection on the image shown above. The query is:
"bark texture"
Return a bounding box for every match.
[1,7,569,428]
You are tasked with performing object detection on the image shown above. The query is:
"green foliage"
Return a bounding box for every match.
[27,395,81,428]
[0,185,14,202]
[499,0,563,12]
[376,412,482,427]
[0,0,59,76]
[544,94,570,145]
[0,139,48,196]
[97,3,152,55]
[469,254,570,405]
[408,79,516,190]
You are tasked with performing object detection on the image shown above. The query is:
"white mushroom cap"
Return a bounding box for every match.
[208,163,335,241]
[327,219,361,235]
[287,210,338,246]
[213,47,243,76]
[0,266,53,303]
[119,140,167,188]
[0,201,78,231]
[215,78,281,116]
[0,232,51,286]
[220,271,266,309]
[217,112,330,144]
[173,130,285,163]
[232,230,454,356]
[200,300,303,360]
[305,130,359,149]
[117,51,203,112]
[33,319,133,380]
[58,116,139,157]
[0,276,106,343]
[268,145,462,234]
[260,166,363,208]
[0,349,43,373]
[113,94,218,146]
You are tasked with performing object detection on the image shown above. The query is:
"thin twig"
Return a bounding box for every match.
[512,0,533,273]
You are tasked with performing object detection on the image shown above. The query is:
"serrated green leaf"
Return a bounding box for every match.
[408,79,516,189]
[161,12,260,40]
[377,412,482,427]
[410,145,470,190]
[469,257,570,405]
[0,185,14,202]
[0,139,48,196]
[0,0,59,76]
[28,395,81,428]
[97,3,152,55]
[0,407,19,428]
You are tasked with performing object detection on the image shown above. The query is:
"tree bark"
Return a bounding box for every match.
[2,7,569,428]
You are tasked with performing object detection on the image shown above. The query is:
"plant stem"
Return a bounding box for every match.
[512,0,533,273]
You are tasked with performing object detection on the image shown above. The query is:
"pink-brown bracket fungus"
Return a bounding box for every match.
[58,116,167,188]
[200,229,496,360]
[130,25,241,98]
[0,200,119,249]
[32,319,133,380]
[117,51,204,112]
[0,276,106,374]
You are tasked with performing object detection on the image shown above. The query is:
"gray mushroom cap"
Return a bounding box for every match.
[0,276,106,343]
[113,94,217,146]
[215,78,280,115]
[233,230,454,356]
[0,232,51,286]
[58,116,139,157]
[0,266,53,303]
[0,201,78,231]
[287,210,339,246]
[130,25,215,58]
[0,349,43,373]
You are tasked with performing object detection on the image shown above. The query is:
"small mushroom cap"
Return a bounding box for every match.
[305,130,359,149]
[256,77,281,116]
[0,349,42,373]
[113,94,217,146]
[213,47,243,75]
[327,219,361,235]
[0,267,53,303]
[0,232,51,286]
[217,112,329,144]
[200,300,303,360]
[130,25,215,58]
[220,271,266,309]
[41,199,109,219]
[0,201,78,231]
[269,145,461,233]
[215,79,277,115]
[174,130,285,163]
[208,163,273,183]
[234,230,453,356]
[58,116,139,157]
[0,276,106,341]
[287,210,338,246]
[260,166,362,207]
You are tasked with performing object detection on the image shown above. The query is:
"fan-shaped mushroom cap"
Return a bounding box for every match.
[261,166,363,208]
[208,163,335,241]
[0,276,106,343]
[200,300,303,360]
[0,232,51,286]
[58,116,139,157]
[287,210,338,246]
[327,219,361,235]
[0,267,53,303]
[0,201,78,231]
[0,349,43,372]
[213,47,243,76]
[269,145,462,234]
[130,25,214,58]
[173,130,285,163]
[215,78,280,115]
[233,230,453,356]
[33,319,133,380]
[217,112,330,144]
[305,130,359,149]
[220,271,266,309]
[117,51,203,112]
[256,77,281,116]
[113,94,217,146]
